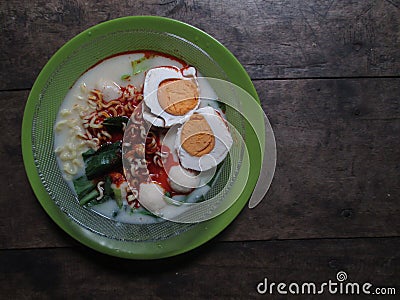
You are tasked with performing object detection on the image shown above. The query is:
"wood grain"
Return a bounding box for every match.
[225,77,400,241]
[0,90,75,249]
[1,0,400,90]
[2,77,399,249]
[0,238,398,299]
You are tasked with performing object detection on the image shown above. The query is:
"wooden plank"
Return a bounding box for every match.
[1,77,399,249]
[223,77,400,241]
[0,238,398,299]
[0,90,78,249]
[1,0,400,90]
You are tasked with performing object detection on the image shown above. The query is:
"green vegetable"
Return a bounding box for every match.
[82,148,96,160]
[102,116,129,130]
[208,162,224,187]
[121,74,131,80]
[217,101,226,112]
[72,175,100,206]
[83,141,122,180]
[79,189,99,206]
[131,56,149,75]
[104,175,113,196]
[102,175,114,203]
[113,187,122,201]
[121,55,155,80]
[73,175,112,206]
[163,192,184,206]
[73,175,96,199]
[112,187,123,208]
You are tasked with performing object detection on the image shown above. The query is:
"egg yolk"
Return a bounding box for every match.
[181,114,215,157]
[157,79,199,116]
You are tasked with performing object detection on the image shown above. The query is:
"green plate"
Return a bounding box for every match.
[22,16,263,259]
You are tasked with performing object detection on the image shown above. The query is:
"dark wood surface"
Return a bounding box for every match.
[1,1,399,299]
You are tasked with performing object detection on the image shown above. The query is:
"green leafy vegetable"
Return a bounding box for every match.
[113,187,122,201]
[72,175,99,206]
[102,116,129,130]
[131,56,148,75]
[112,187,123,208]
[82,148,96,160]
[103,175,114,200]
[217,101,226,112]
[75,144,122,205]
[79,189,100,206]
[121,74,131,80]
[73,175,96,198]
[83,141,122,180]
[208,162,224,187]
[121,54,156,80]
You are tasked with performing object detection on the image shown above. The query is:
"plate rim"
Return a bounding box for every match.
[21,16,264,259]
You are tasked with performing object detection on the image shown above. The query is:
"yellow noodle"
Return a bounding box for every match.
[123,103,131,113]
[80,83,87,93]
[101,100,121,108]
[98,111,111,118]
[127,101,134,112]
[85,139,99,150]
[115,104,125,115]
[96,181,105,200]
[72,158,83,167]
[63,162,78,175]
[54,146,63,154]
[130,178,139,187]
[85,129,93,139]
[55,120,68,131]
[66,143,77,151]
[67,120,79,129]
[101,130,112,139]
[89,116,103,129]
[91,89,102,98]
[87,99,97,108]
[77,133,86,140]
[108,107,117,117]
[60,150,76,161]
[60,109,71,117]
[140,126,147,139]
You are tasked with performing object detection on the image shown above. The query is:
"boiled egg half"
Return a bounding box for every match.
[175,106,233,171]
[143,66,200,127]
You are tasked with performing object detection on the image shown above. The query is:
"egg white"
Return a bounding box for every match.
[175,106,233,171]
[143,66,200,127]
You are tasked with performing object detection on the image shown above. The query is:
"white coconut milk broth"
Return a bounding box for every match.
[55,52,221,224]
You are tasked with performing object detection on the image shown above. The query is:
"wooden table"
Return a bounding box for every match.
[1,1,399,298]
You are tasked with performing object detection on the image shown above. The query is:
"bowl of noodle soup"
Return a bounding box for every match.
[22,16,264,259]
